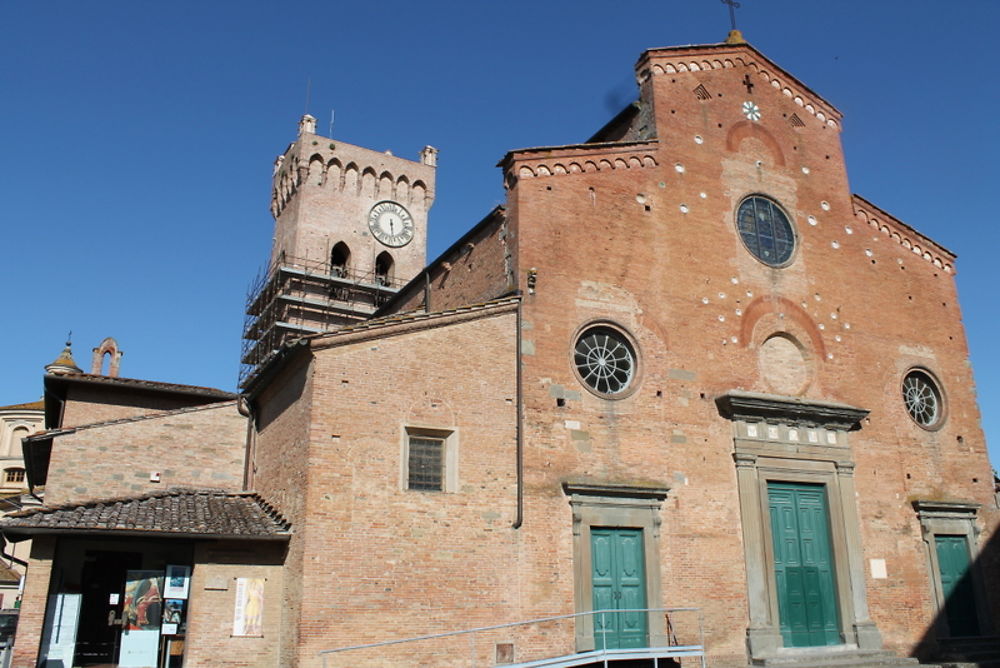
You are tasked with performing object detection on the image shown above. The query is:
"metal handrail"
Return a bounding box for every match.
[318,606,705,668]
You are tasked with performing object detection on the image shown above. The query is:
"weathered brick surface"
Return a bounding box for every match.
[59,383,230,429]
[254,305,519,666]
[44,402,246,506]
[183,541,286,668]
[392,208,514,314]
[251,353,314,663]
[10,537,54,668]
[16,40,996,668]
[343,42,998,666]
[270,134,435,282]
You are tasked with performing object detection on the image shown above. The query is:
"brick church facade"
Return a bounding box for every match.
[3,33,998,668]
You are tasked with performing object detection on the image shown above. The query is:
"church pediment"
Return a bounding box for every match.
[636,42,842,131]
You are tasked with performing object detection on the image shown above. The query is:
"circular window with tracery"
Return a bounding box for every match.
[573,326,637,397]
[902,369,945,429]
[736,195,796,267]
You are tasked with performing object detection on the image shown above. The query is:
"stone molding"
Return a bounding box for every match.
[563,480,670,652]
[911,499,991,639]
[716,390,868,430]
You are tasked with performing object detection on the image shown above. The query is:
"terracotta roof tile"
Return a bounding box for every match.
[0,488,290,539]
[46,373,235,399]
[0,400,44,412]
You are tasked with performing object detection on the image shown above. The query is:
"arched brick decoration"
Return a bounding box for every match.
[725,120,786,167]
[740,296,826,361]
[90,337,123,377]
[758,333,810,395]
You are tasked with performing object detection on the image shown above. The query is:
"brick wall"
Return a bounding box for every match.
[392,208,514,314]
[251,354,314,664]
[183,541,285,668]
[59,384,229,429]
[496,43,997,664]
[44,401,246,506]
[244,42,998,668]
[260,305,520,666]
[10,536,54,668]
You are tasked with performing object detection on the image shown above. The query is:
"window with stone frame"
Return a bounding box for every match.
[4,468,25,484]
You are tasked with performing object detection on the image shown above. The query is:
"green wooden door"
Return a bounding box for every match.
[768,482,840,647]
[591,528,647,649]
[935,535,980,637]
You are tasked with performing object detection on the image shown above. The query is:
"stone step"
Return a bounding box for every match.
[751,649,921,668]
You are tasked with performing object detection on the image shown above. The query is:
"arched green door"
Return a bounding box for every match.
[768,482,840,647]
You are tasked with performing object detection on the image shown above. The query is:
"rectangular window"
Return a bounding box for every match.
[4,469,24,484]
[407,436,444,491]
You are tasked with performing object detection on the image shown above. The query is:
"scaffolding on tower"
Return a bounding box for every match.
[239,251,403,389]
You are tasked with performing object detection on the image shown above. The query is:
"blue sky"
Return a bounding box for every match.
[2,1,997,469]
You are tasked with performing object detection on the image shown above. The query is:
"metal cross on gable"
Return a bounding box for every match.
[721,0,741,31]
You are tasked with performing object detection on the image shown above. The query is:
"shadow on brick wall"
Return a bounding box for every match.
[913,516,1000,664]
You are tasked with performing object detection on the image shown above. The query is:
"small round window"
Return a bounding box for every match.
[574,326,636,396]
[736,195,796,266]
[902,369,944,429]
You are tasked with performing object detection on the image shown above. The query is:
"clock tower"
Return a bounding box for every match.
[241,114,437,387]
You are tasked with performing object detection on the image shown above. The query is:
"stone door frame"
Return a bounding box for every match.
[717,391,884,658]
[912,500,990,639]
[563,481,669,652]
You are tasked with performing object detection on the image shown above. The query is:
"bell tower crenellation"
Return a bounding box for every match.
[241,115,437,388]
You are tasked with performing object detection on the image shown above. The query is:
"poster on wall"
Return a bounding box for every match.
[164,565,191,600]
[232,577,265,637]
[39,593,81,667]
[161,599,185,636]
[118,570,163,668]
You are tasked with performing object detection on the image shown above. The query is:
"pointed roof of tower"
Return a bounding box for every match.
[44,340,83,376]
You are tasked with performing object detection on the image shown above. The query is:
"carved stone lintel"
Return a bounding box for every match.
[562,480,669,501]
[734,452,758,469]
[716,390,868,430]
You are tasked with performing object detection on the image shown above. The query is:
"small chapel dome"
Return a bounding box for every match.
[44,340,83,376]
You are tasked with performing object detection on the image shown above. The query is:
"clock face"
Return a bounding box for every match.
[368,201,414,247]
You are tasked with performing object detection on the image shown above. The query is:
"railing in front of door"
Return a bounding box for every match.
[317,606,706,668]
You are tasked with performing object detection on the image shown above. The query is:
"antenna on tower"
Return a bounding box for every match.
[328,109,335,138]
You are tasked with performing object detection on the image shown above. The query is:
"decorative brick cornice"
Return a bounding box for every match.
[500,140,659,188]
[852,195,956,274]
[270,135,435,219]
[637,43,842,130]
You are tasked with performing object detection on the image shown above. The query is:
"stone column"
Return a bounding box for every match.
[735,451,781,656]
[835,460,883,649]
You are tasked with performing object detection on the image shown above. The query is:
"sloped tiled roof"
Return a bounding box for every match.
[45,373,235,400]
[0,400,43,412]
[0,563,19,585]
[0,488,290,540]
